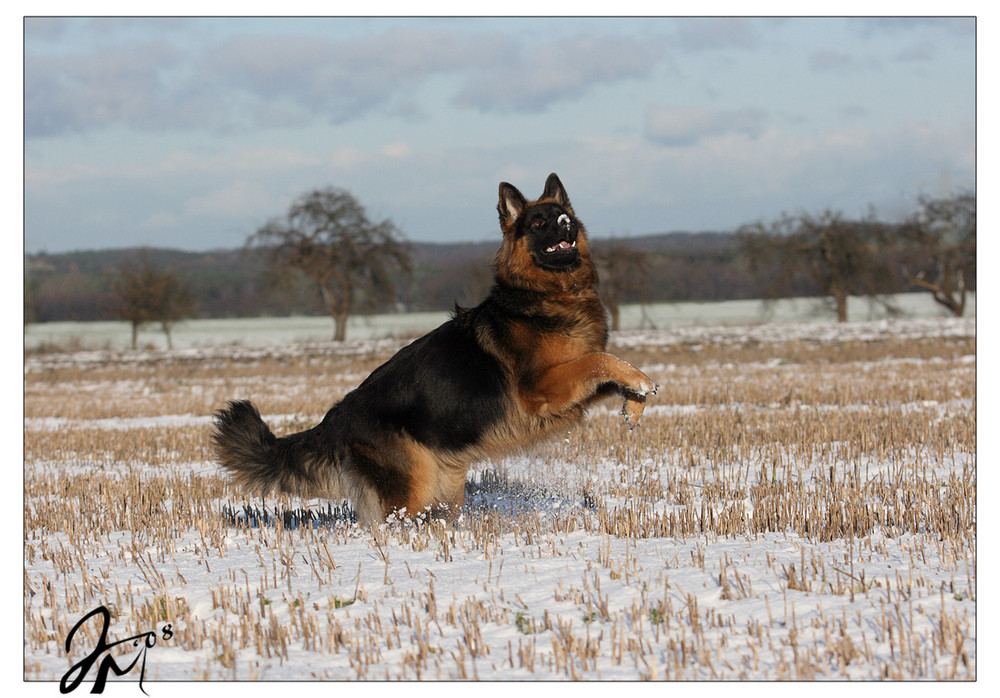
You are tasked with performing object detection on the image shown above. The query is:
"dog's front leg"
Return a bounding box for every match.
[523,352,657,428]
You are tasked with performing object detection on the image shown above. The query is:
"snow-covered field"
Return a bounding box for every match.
[23,292,974,352]
[23,313,976,684]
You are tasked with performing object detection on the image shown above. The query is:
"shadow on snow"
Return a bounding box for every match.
[220,468,582,530]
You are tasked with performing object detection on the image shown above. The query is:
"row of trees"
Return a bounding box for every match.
[104,187,410,346]
[738,192,975,322]
[105,186,974,345]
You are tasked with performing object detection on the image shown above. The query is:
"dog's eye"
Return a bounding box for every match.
[531,219,544,229]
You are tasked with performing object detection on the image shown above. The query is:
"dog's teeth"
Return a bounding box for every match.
[544,239,575,254]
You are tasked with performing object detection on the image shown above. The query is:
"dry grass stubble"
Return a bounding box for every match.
[24,327,975,680]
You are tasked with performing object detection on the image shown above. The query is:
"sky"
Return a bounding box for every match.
[22,15,977,254]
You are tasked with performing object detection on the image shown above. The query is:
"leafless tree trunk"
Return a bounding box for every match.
[903,266,966,316]
[833,285,848,323]
[899,192,975,317]
[319,282,352,342]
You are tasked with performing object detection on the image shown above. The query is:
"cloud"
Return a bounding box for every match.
[851,17,974,39]
[22,18,974,255]
[139,211,179,230]
[379,141,412,158]
[202,32,411,125]
[24,40,184,137]
[25,24,665,137]
[453,34,660,113]
[184,180,275,217]
[807,50,859,73]
[205,27,665,120]
[670,18,763,52]
[839,105,869,120]
[564,118,974,236]
[893,40,936,63]
[26,26,474,136]
[23,116,974,253]
[644,105,767,147]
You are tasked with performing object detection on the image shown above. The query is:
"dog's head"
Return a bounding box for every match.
[495,173,597,290]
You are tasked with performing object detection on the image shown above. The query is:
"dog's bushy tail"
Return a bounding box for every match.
[211,400,328,498]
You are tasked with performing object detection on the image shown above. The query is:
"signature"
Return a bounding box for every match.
[59,605,172,695]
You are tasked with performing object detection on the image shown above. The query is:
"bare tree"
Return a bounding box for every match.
[249,187,411,342]
[112,251,194,349]
[899,191,975,316]
[593,239,651,331]
[739,210,896,322]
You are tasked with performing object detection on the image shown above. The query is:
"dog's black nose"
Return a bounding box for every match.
[557,213,573,232]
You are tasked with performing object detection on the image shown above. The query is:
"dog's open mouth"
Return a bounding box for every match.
[544,239,577,254]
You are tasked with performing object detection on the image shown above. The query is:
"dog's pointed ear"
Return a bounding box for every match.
[542,173,573,213]
[498,182,527,230]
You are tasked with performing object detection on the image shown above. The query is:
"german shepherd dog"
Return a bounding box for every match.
[212,174,656,524]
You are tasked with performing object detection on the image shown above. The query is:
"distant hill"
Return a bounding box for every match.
[23,232,814,323]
